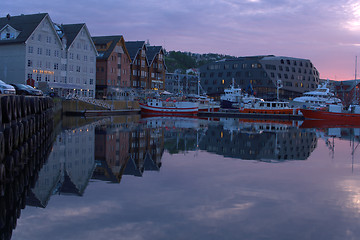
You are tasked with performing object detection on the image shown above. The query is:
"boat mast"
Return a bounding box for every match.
[198,72,200,96]
[355,56,358,104]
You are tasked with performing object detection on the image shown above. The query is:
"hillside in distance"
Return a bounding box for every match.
[165,51,235,73]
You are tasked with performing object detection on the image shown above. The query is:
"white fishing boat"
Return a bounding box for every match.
[239,99,299,115]
[289,80,342,108]
[139,98,199,115]
[187,94,220,112]
[220,79,262,109]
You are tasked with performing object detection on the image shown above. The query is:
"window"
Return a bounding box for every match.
[27,60,32,67]
[37,48,42,55]
[28,46,33,53]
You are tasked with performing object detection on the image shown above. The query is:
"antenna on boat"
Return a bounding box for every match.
[276,79,283,101]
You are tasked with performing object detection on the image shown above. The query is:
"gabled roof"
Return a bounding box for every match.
[59,171,82,196]
[123,156,143,177]
[92,35,129,60]
[146,46,162,65]
[143,151,160,171]
[61,23,84,48]
[125,40,145,62]
[0,13,60,45]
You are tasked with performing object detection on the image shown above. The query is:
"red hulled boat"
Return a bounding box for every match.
[139,98,199,115]
[300,105,360,125]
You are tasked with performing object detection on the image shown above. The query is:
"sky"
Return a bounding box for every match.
[2,0,360,80]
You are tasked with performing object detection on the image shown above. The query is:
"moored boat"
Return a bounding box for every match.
[139,98,199,115]
[186,94,220,112]
[239,99,299,115]
[289,80,342,108]
[220,79,263,109]
[300,104,360,124]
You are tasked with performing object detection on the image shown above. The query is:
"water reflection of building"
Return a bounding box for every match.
[141,116,208,154]
[199,119,317,161]
[93,121,164,182]
[27,123,96,207]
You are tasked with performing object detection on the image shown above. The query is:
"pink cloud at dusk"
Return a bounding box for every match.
[3,0,360,80]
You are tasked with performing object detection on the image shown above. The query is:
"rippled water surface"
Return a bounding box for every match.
[5,116,360,240]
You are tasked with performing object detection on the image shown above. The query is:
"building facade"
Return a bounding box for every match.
[126,41,148,89]
[146,46,166,90]
[92,35,131,99]
[55,23,97,98]
[0,13,97,98]
[0,13,63,87]
[199,55,320,100]
[165,71,199,95]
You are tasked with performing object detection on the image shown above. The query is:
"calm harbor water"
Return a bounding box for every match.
[5,116,360,240]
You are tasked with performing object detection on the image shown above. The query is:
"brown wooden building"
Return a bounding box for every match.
[146,46,166,90]
[92,35,131,99]
[126,41,148,89]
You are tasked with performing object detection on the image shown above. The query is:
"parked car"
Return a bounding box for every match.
[10,84,43,96]
[0,80,16,94]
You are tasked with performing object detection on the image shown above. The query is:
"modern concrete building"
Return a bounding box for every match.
[0,13,97,98]
[199,55,320,100]
[92,35,131,99]
[165,71,199,95]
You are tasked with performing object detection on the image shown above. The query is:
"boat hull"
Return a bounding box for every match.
[220,100,236,109]
[199,105,220,112]
[139,103,198,115]
[300,109,360,124]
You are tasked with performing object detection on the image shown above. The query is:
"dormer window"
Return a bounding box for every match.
[0,25,20,40]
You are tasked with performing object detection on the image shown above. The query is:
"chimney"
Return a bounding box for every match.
[6,14,10,20]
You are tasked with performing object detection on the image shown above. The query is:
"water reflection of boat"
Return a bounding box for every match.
[300,119,360,129]
[140,116,202,130]
[311,127,360,162]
